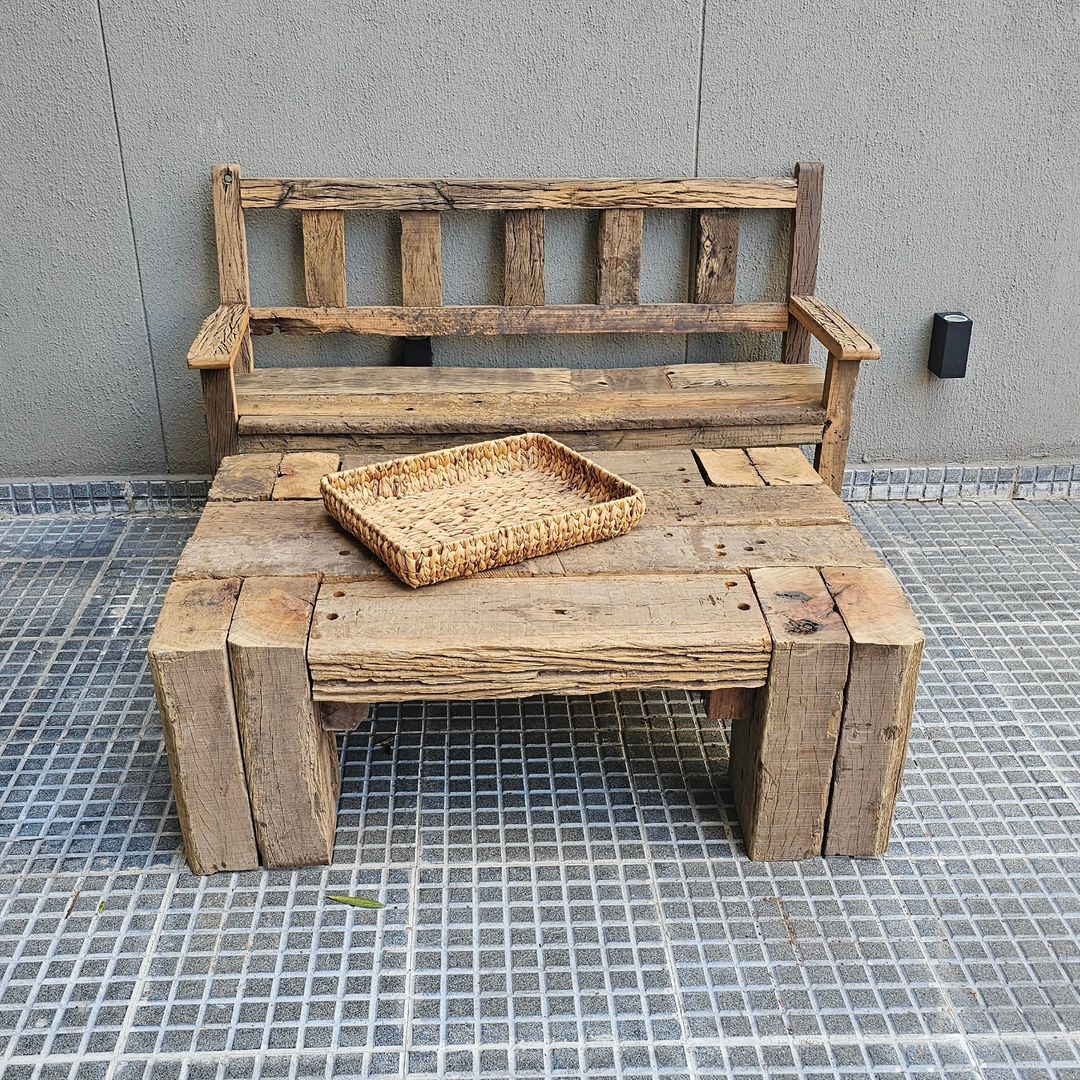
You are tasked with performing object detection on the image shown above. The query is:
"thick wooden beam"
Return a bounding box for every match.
[302,211,347,306]
[241,176,799,211]
[730,566,850,861]
[790,295,880,360]
[248,302,788,337]
[148,578,259,875]
[187,305,250,370]
[399,212,443,305]
[692,209,739,304]
[815,354,861,493]
[200,368,238,468]
[782,162,823,363]
[822,567,924,856]
[228,577,340,868]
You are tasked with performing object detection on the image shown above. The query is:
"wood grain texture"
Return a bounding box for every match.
[207,452,282,501]
[729,566,850,861]
[822,566,924,856]
[746,447,822,486]
[201,368,238,469]
[213,164,250,305]
[238,423,825,456]
[815,354,861,494]
[399,212,443,305]
[233,361,824,436]
[240,176,799,211]
[790,295,880,360]
[228,577,340,868]
[597,209,644,304]
[694,449,764,486]
[692,209,739,304]
[503,209,546,305]
[174,499,873,584]
[272,451,341,499]
[706,687,757,723]
[302,211,347,306]
[308,574,771,701]
[782,161,823,364]
[187,305,250,370]
[248,302,788,337]
[148,578,258,875]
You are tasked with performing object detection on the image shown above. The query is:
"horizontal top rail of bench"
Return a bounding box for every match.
[239,177,799,211]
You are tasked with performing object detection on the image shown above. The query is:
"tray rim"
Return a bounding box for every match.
[320,432,646,562]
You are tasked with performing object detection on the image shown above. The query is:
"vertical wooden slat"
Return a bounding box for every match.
[814,354,860,493]
[782,161,824,363]
[504,209,546,305]
[730,566,850,861]
[302,211,347,306]
[148,578,259,875]
[400,211,443,305]
[692,209,739,303]
[706,687,757,723]
[822,567,924,856]
[229,577,341,869]
[597,208,644,304]
[205,164,252,467]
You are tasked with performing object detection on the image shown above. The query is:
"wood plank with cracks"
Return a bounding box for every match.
[597,209,644,304]
[822,567,924,856]
[504,209,545,305]
[729,566,850,860]
[208,453,282,502]
[692,209,739,304]
[272,451,341,500]
[302,211,347,306]
[148,578,259,874]
[228,577,340,868]
[782,162,823,364]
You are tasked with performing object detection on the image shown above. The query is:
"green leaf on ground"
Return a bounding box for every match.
[327,894,385,910]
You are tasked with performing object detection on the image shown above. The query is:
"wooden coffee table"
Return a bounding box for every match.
[149,448,923,874]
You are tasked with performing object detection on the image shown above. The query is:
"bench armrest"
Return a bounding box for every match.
[187,305,250,370]
[789,295,880,360]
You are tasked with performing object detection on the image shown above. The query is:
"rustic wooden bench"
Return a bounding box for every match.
[150,448,923,873]
[187,162,880,492]
[150,162,922,874]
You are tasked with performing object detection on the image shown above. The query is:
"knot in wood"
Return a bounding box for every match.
[784,617,821,636]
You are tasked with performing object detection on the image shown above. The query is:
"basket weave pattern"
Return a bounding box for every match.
[321,433,647,587]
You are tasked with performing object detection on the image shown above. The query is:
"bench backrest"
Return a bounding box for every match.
[211,162,824,364]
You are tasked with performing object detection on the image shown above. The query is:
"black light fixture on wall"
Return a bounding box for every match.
[928,312,972,379]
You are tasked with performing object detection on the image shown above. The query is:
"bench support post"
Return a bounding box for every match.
[815,352,861,493]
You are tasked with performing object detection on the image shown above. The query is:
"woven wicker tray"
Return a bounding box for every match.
[321,433,647,588]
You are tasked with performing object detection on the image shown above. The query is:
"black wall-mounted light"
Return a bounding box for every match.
[928,312,972,379]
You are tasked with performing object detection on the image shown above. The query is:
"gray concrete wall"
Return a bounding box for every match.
[3,0,1077,476]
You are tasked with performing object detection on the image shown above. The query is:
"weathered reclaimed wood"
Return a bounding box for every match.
[597,209,644,304]
[213,164,250,306]
[238,423,825,455]
[822,567,924,856]
[790,295,880,360]
[815,354,861,494]
[148,578,258,874]
[399,212,442,305]
[187,305,250,370]
[694,448,764,486]
[730,566,850,860]
[643,485,849,527]
[782,162,823,364]
[240,176,799,211]
[272,451,341,499]
[746,446,822,486]
[504,209,545,305]
[692,209,739,304]
[308,574,771,701]
[207,452,281,501]
[175,497,874,583]
[248,302,788,336]
[319,701,371,733]
[302,211,347,306]
[706,687,757,723]
[201,368,239,468]
[228,577,340,868]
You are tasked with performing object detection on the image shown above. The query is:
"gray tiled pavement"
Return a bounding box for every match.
[1,498,1080,1078]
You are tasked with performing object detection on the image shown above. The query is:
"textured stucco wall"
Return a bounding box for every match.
[3,0,1078,476]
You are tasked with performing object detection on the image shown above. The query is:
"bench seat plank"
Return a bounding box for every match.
[235,361,826,437]
[307,573,771,701]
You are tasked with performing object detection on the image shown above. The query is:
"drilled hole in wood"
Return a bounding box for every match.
[677,467,686,472]
[725,580,738,587]
[664,532,674,538]
[737,603,751,611]
[326,613,339,621]
[681,478,690,483]
[744,546,755,552]
[332,590,345,598]
[338,549,351,556]
[553,608,568,615]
